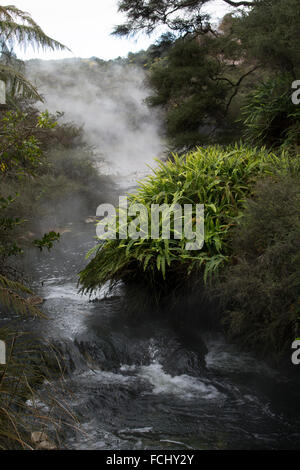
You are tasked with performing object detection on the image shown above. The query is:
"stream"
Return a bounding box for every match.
[9,178,300,450]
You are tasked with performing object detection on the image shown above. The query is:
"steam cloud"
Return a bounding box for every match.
[27,58,164,176]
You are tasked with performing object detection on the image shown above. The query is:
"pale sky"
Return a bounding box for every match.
[11,0,232,61]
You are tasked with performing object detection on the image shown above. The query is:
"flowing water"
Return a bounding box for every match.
[9,179,300,450]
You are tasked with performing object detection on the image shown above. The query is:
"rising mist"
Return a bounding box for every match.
[26,58,165,177]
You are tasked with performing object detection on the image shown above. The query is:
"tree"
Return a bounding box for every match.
[113,1,264,150]
[116,0,300,151]
[0,3,68,315]
[135,13,259,149]
[113,0,254,37]
[230,0,300,149]
[0,5,69,101]
[146,35,233,149]
[232,0,300,77]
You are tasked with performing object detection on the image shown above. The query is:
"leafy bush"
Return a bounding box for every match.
[79,144,277,295]
[233,0,300,75]
[0,110,62,270]
[0,109,83,449]
[240,75,300,150]
[0,109,112,236]
[215,171,300,357]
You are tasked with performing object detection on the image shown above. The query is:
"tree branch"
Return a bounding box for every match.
[221,0,254,6]
[223,65,260,116]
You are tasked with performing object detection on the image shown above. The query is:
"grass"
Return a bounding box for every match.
[0,329,79,449]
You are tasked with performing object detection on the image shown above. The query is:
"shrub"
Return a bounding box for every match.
[240,75,300,151]
[215,172,300,357]
[79,144,277,296]
[0,109,112,237]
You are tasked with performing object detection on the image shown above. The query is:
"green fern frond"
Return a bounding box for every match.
[0,4,69,102]
[0,63,42,100]
[0,275,44,318]
[0,6,69,52]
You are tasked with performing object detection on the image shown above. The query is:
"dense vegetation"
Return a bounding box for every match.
[1,0,300,449]
[79,145,276,292]
[81,0,300,359]
[217,172,300,356]
[0,6,108,449]
[121,0,300,152]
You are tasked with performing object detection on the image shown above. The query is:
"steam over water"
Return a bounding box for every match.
[13,58,300,449]
[27,58,164,175]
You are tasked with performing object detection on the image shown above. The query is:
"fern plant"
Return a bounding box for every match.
[0,5,66,51]
[0,275,44,318]
[0,4,68,101]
